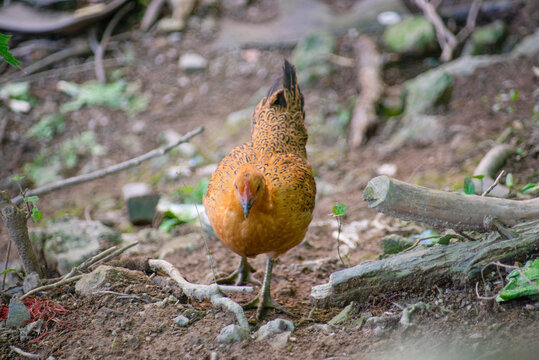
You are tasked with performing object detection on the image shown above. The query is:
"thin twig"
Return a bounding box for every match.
[91,242,139,269]
[21,275,83,300]
[336,216,346,267]
[9,346,41,360]
[149,259,251,329]
[456,0,483,42]
[12,127,204,205]
[95,2,135,84]
[481,170,505,197]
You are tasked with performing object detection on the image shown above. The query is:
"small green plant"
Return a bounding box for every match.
[173,178,210,204]
[0,33,21,67]
[505,172,514,189]
[463,175,484,195]
[491,89,519,114]
[521,183,539,195]
[332,202,347,267]
[26,114,66,141]
[24,195,42,222]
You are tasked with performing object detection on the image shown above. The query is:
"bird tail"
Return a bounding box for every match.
[264,60,304,114]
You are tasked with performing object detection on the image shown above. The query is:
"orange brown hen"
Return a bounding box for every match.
[203,60,316,319]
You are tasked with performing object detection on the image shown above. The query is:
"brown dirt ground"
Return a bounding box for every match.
[1,0,538,359]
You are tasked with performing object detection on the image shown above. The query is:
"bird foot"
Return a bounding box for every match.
[243,292,292,320]
[216,258,260,286]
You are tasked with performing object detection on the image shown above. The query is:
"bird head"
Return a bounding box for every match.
[233,167,266,219]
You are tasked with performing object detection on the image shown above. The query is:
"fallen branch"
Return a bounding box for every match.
[413,0,482,62]
[310,219,539,307]
[149,259,251,329]
[95,2,135,84]
[0,191,42,278]
[363,175,539,232]
[12,126,204,205]
[22,241,138,299]
[349,35,383,148]
[141,0,167,32]
[9,346,41,360]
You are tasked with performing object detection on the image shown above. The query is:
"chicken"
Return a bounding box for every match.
[203,60,316,319]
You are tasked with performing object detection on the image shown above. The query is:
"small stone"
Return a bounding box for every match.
[217,324,249,343]
[255,318,294,340]
[6,297,31,328]
[374,326,386,337]
[524,304,535,311]
[20,319,43,341]
[173,315,190,327]
[307,323,333,333]
[270,331,291,350]
[383,16,437,55]
[376,163,397,177]
[167,32,182,44]
[210,351,218,360]
[122,183,160,226]
[75,265,145,296]
[125,334,140,349]
[179,53,208,72]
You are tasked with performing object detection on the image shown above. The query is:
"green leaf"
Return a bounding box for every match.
[31,209,42,222]
[497,259,539,302]
[464,177,475,195]
[471,175,485,180]
[332,202,347,216]
[521,183,539,194]
[0,268,15,275]
[24,195,39,206]
[509,89,519,101]
[11,175,24,181]
[158,217,181,233]
[0,33,21,67]
[505,173,514,188]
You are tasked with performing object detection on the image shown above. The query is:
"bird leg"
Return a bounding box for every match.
[244,256,292,320]
[217,257,260,286]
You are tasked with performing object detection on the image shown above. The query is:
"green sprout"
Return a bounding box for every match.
[332,202,348,267]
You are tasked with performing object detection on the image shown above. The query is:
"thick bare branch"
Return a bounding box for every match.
[149,259,251,329]
[12,126,204,205]
[0,191,42,278]
[363,176,539,231]
[349,35,383,148]
[311,219,539,308]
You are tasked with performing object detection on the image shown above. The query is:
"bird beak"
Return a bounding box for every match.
[241,197,253,219]
[240,184,254,219]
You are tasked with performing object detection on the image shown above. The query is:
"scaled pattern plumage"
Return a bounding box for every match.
[203,60,316,260]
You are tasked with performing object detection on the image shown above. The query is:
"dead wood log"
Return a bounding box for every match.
[311,219,539,308]
[363,176,539,232]
[349,35,383,148]
[0,191,42,278]
[148,259,251,329]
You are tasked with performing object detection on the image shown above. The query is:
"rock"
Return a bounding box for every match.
[292,32,336,84]
[30,217,121,275]
[173,315,190,327]
[125,334,140,349]
[376,163,397,177]
[8,99,31,113]
[373,325,387,337]
[400,301,427,328]
[6,297,30,328]
[179,53,208,72]
[255,318,294,340]
[383,16,437,55]
[403,71,453,116]
[307,323,334,333]
[217,324,250,343]
[75,265,146,296]
[328,302,357,326]
[387,114,445,150]
[23,272,40,294]
[377,11,401,26]
[20,319,43,342]
[122,183,160,226]
[470,20,507,55]
[270,331,291,350]
[165,165,192,181]
[512,29,539,58]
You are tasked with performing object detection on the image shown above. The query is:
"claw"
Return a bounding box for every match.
[217,257,260,286]
[243,256,292,320]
